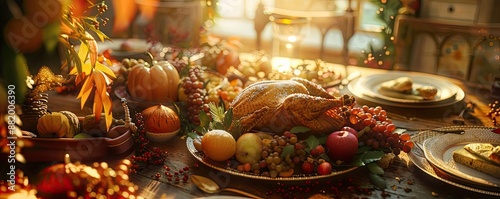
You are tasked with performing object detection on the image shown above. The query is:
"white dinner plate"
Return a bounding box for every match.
[355,72,458,104]
[347,71,465,108]
[422,128,500,188]
[408,126,500,196]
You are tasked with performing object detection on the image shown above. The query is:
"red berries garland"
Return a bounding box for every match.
[130,113,168,172]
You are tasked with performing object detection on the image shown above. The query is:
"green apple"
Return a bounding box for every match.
[235,133,263,164]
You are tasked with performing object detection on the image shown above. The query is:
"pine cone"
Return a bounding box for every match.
[20,93,49,134]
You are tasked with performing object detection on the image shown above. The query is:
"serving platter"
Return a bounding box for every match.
[422,127,500,188]
[186,137,358,181]
[408,126,500,196]
[347,72,465,108]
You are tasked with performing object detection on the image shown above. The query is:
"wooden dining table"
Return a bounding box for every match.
[18,65,500,199]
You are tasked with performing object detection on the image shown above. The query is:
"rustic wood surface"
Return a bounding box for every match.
[20,66,500,199]
[126,67,499,199]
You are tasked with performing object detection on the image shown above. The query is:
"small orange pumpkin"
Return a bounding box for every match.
[37,112,72,138]
[141,105,181,142]
[127,61,180,102]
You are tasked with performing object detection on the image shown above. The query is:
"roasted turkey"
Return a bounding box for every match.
[228,78,355,135]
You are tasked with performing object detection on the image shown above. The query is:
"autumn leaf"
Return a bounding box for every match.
[78,40,89,65]
[86,31,98,67]
[57,0,115,131]
[95,62,116,79]
[94,70,113,130]
[76,73,93,109]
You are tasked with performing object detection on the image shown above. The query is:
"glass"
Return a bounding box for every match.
[269,15,310,59]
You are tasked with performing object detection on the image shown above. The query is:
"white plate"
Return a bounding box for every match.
[408,126,500,196]
[355,72,458,104]
[422,128,500,188]
[347,72,465,108]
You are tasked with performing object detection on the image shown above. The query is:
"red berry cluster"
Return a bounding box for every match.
[130,113,168,172]
[162,165,191,183]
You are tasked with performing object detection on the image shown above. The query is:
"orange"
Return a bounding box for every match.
[24,0,63,23]
[3,17,43,53]
[201,130,236,161]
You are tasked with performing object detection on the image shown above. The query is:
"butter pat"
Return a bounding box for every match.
[452,148,500,178]
[464,143,494,161]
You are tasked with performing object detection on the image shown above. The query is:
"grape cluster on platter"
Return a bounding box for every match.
[344,105,413,155]
[179,66,243,125]
[180,66,211,125]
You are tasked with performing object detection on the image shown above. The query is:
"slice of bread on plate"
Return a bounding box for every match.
[453,143,500,178]
[490,146,500,165]
[380,77,413,93]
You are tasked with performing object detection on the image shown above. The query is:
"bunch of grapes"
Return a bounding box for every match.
[235,132,308,178]
[343,105,413,155]
[169,57,189,73]
[180,66,210,125]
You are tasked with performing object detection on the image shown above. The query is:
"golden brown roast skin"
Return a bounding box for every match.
[228,78,355,135]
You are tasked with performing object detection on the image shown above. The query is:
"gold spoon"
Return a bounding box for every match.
[191,175,263,199]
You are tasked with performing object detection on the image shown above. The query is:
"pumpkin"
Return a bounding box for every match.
[127,61,180,102]
[141,104,181,142]
[60,110,80,138]
[36,112,74,138]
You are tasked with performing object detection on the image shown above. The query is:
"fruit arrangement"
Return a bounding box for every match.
[189,103,413,187]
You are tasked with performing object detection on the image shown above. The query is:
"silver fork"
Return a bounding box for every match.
[452,109,466,125]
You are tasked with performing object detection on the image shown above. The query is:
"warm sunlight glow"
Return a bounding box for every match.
[271,57,291,73]
[287,36,297,43]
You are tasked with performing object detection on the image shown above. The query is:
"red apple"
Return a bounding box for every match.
[326,131,358,162]
[317,162,332,175]
[341,126,358,137]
